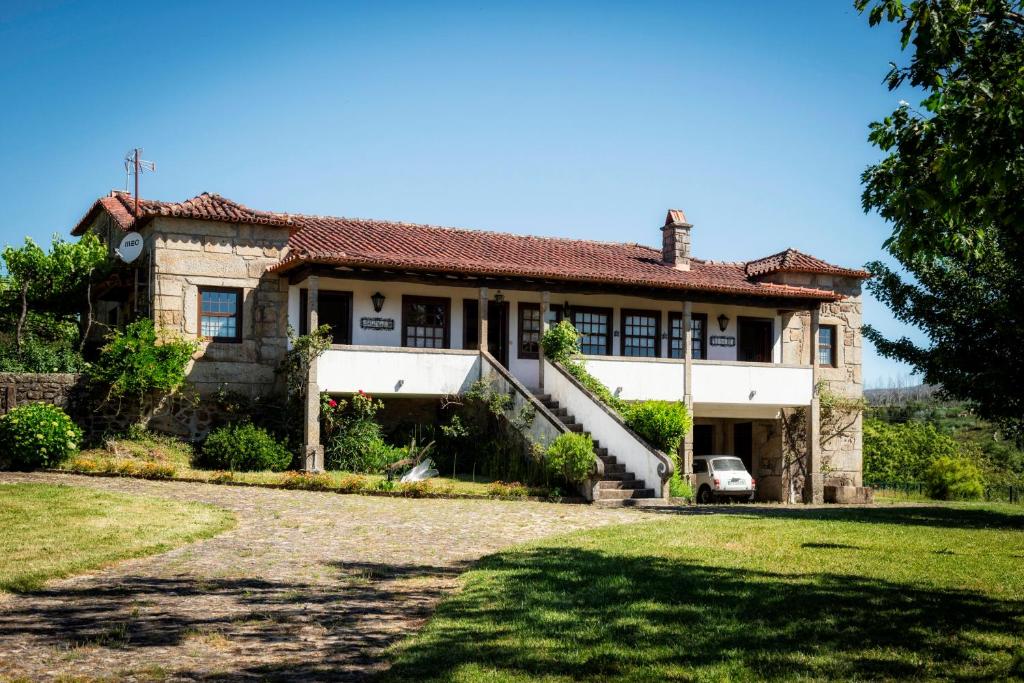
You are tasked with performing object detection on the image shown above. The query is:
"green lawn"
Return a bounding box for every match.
[0,483,234,592]
[383,504,1024,681]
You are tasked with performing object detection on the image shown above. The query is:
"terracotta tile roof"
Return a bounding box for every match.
[746,248,870,279]
[73,192,867,301]
[71,190,293,235]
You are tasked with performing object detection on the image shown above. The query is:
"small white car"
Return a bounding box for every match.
[693,455,756,504]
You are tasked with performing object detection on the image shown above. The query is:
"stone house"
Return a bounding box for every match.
[71,191,868,503]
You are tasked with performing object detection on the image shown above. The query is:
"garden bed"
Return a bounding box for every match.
[56,433,578,503]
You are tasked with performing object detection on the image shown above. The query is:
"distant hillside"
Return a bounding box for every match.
[865,384,940,406]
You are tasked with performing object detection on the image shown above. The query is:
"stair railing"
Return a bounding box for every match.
[543,359,673,499]
[480,351,605,492]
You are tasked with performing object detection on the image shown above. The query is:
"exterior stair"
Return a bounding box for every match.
[534,393,657,505]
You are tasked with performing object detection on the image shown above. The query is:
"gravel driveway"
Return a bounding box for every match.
[0,472,642,682]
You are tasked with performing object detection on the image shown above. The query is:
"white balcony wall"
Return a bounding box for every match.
[692,361,812,407]
[318,346,480,396]
[583,357,685,401]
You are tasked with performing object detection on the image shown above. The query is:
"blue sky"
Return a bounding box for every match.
[0,1,921,386]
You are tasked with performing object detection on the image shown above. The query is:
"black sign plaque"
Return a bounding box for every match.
[360,317,395,331]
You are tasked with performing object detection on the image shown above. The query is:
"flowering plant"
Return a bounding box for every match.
[0,402,82,470]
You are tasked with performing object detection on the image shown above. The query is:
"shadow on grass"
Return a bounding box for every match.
[0,560,470,682]
[382,546,1024,681]
[639,503,1024,531]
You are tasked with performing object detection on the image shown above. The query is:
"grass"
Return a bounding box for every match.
[383,504,1024,681]
[59,432,538,498]
[0,482,234,592]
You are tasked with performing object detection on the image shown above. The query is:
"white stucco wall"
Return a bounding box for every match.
[318,346,480,396]
[583,357,685,401]
[691,361,813,407]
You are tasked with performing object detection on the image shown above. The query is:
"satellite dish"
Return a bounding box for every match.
[115,232,144,264]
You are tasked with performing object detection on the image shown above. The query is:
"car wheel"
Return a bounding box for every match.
[697,485,714,505]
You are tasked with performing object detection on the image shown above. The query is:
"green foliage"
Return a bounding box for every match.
[322,391,407,473]
[625,401,692,454]
[924,456,985,501]
[279,325,332,450]
[863,417,963,485]
[545,432,594,484]
[202,423,292,472]
[856,1,1024,440]
[0,403,81,470]
[0,336,85,372]
[540,320,580,362]
[669,474,693,500]
[87,319,197,404]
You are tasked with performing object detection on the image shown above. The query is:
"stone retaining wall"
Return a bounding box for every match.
[0,372,84,415]
[0,372,229,443]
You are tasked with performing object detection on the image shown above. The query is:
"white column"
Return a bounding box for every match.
[805,305,823,503]
[539,291,550,391]
[682,301,694,483]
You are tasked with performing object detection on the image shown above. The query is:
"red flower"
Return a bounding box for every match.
[328,399,337,408]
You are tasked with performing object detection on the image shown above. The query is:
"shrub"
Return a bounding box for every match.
[863,418,962,485]
[626,401,692,454]
[924,456,984,501]
[279,471,334,491]
[0,336,85,373]
[669,474,694,500]
[203,423,292,472]
[540,320,580,362]
[324,392,408,473]
[335,474,369,493]
[0,403,81,469]
[545,432,594,484]
[87,318,197,404]
[487,481,529,499]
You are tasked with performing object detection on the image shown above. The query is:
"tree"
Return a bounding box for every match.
[0,234,108,352]
[856,0,1024,441]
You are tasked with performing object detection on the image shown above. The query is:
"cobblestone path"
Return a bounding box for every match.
[0,472,643,682]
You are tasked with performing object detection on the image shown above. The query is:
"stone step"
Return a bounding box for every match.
[601,472,636,482]
[593,446,608,458]
[599,454,617,465]
[604,463,626,474]
[597,478,645,490]
[535,393,552,404]
[595,487,656,500]
[593,497,670,508]
[566,423,584,433]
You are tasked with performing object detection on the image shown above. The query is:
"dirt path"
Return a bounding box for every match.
[0,472,643,682]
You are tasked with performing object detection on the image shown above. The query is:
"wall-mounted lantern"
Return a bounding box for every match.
[717,313,730,332]
[563,301,571,316]
[493,290,505,304]
[371,291,386,313]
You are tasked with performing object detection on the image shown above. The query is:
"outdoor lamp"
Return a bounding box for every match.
[371,291,386,313]
[493,290,505,303]
[717,313,730,332]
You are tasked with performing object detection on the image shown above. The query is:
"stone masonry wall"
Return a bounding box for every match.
[0,373,84,415]
[146,216,292,397]
[776,274,864,487]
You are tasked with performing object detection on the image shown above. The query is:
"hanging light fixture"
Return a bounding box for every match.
[493,290,505,304]
[371,291,386,313]
[717,313,730,332]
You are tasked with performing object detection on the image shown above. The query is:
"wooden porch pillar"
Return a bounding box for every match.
[303,275,324,472]
[682,301,694,484]
[478,287,489,354]
[804,304,823,503]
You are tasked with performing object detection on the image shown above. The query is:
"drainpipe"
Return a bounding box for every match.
[303,275,324,472]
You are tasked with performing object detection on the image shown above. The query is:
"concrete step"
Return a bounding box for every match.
[593,446,608,458]
[597,478,645,490]
[595,487,656,500]
[566,423,584,433]
[602,471,634,481]
[593,497,669,508]
[599,454,617,466]
[604,463,626,475]
[535,393,552,404]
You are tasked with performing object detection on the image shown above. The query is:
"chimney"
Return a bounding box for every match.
[662,209,692,270]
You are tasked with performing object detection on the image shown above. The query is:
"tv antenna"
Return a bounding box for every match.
[124,148,156,217]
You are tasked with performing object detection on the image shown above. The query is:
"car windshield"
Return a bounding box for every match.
[712,457,746,473]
